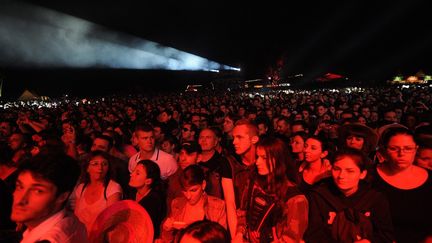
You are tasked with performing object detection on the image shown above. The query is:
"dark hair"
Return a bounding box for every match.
[135,123,154,133]
[180,165,205,189]
[18,152,80,197]
[94,134,114,150]
[257,137,295,200]
[380,127,415,148]
[176,220,229,243]
[81,150,113,199]
[225,112,241,124]
[136,159,161,190]
[332,148,368,171]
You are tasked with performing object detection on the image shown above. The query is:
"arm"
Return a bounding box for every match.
[222,177,238,238]
[277,195,309,242]
[106,182,123,207]
[106,192,122,207]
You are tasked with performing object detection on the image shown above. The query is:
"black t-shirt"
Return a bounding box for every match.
[371,169,432,243]
[138,190,166,238]
[198,151,232,179]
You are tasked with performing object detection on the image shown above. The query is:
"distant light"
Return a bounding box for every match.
[402,85,410,89]
[232,67,241,72]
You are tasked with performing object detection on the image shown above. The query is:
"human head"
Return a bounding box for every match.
[304,135,329,163]
[178,142,201,170]
[8,132,29,151]
[161,135,179,155]
[255,117,270,136]
[91,134,113,152]
[181,122,198,142]
[291,120,308,134]
[380,127,417,170]
[232,119,259,157]
[198,128,218,152]
[135,124,155,152]
[11,152,80,229]
[223,113,240,134]
[276,116,290,137]
[82,150,112,185]
[338,123,377,155]
[290,131,308,154]
[415,146,432,170]
[0,120,15,139]
[331,149,368,196]
[180,165,206,205]
[177,220,229,243]
[256,137,292,181]
[129,159,161,190]
[383,110,398,123]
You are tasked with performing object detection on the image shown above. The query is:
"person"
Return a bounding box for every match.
[73,151,123,233]
[415,145,432,170]
[128,124,178,180]
[197,128,232,199]
[338,123,378,158]
[176,220,229,243]
[289,131,308,174]
[11,152,88,243]
[304,149,394,243]
[372,127,432,243]
[297,135,332,191]
[237,137,309,242]
[161,165,227,242]
[226,119,260,238]
[129,159,166,239]
[167,141,201,210]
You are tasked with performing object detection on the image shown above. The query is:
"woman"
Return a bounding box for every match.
[176,220,229,243]
[73,150,123,233]
[161,165,226,242]
[290,132,308,165]
[298,135,332,191]
[372,127,431,243]
[305,149,394,243]
[129,159,166,239]
[338,123,378,157]
[237,137,309,242]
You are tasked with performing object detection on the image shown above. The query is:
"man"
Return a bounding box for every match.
[197,128,231,199]
[180,122,198,143]
[128,124,177,180]
[11,152,87,243]
[223,119,260,238]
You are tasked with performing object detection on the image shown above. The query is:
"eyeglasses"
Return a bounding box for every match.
[89,160,109,166]
[386,146,417,154]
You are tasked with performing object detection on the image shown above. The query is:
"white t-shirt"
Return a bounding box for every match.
[21,209,88,243]
[73,180,122,233]
[128,148,178,180]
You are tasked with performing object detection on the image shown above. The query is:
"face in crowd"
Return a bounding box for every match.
[332,154,367,196]
[304,138,327,163]
[135,130,155,152]
[11,171,68,229]
[232,124,257,156]
[384,133,417,171]
[290,135,305,154]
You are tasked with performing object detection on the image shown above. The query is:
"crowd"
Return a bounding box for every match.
[0,84,431,243]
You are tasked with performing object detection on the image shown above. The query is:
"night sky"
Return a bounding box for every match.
[1,0,431,98]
